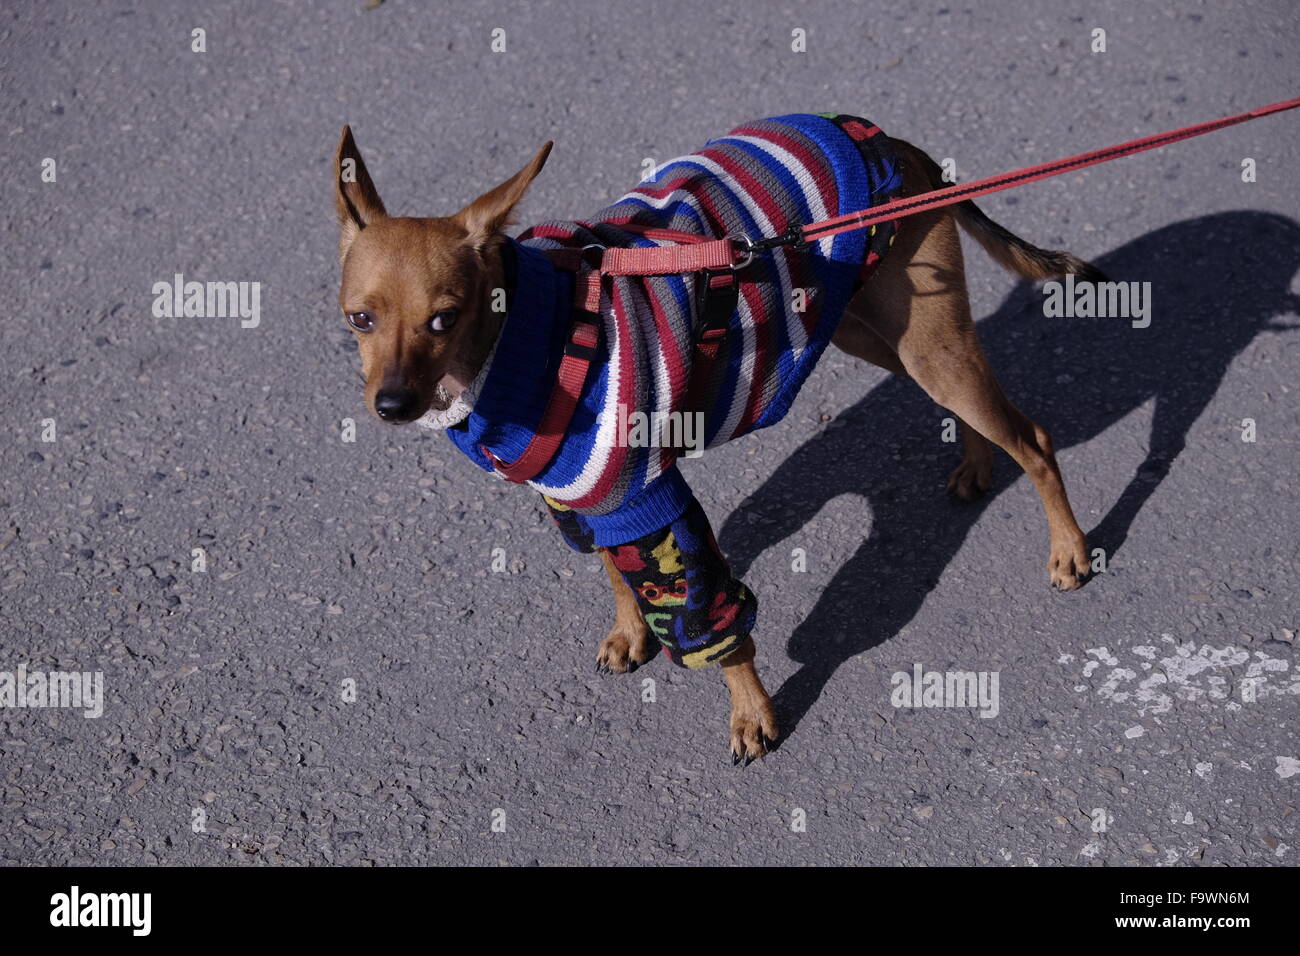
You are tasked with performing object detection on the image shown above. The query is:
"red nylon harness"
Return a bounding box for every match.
[480,224,734,481]
[481,95,1300,484]
[481,246,603,482]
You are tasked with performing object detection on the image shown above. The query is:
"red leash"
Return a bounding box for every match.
[595,95,1300,273]
[797,94,1300,248]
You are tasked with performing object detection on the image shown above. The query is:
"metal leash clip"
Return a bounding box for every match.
[726,232,755,270]
[728,222,808,270]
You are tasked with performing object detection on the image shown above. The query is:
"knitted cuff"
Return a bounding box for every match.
[542,495,598,554]
[604,497,757,669]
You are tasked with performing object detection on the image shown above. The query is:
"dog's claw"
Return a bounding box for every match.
[1048,535,1091,591]
[596,627,652,676]
[729,694,778,764]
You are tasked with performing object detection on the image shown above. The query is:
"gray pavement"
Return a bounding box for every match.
[1,0,1298,866]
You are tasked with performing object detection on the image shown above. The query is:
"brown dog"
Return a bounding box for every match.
[332,122,1099,761]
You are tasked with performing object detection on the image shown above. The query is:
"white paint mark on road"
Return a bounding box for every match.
[1061,636,1298,716]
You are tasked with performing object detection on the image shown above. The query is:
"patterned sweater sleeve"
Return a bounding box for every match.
[544,492,757,669]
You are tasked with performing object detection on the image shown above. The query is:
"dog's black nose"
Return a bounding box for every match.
[374,389,418,422]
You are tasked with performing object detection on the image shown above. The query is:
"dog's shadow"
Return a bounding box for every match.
[719,211,1300,741]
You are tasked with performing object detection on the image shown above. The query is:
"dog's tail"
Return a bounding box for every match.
[892,138,1108,282]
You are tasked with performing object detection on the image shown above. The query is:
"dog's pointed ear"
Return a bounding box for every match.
[335,125,388,259]
[453,141,552,248]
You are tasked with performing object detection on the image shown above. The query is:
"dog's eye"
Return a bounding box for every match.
[428,309,459,333]
[346,311,374,332]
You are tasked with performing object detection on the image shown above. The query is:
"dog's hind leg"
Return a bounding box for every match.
[833,305,994,501]
[842,161,1089,589]
[831,307,907,375]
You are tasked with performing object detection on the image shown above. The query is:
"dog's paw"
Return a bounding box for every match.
[1048,535,1091,591]
[730,698,779,765]
[596,625,654,674]
[947,456,993,501]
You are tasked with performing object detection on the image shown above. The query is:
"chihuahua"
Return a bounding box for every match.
[332,114,1100,761]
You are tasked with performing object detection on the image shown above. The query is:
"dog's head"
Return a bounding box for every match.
[333,126,552,423]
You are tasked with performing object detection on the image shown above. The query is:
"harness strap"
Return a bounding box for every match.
[481,235,740,483]
[598,222,739,276]
[613,226,744,432]
[481,257,601,482]
[686,270,738,419]
[602,238,737,275]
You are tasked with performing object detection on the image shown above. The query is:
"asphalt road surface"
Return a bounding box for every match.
[2,0,1298,866]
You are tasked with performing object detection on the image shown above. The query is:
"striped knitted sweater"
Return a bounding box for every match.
[433,113,902,546]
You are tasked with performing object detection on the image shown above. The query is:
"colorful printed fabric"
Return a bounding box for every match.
[439,113,902,547]
[545,495,757,669]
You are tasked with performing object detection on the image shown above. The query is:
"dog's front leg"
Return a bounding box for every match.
[595,548,655,673]
[720,637,778,763]
[598,495,779,761]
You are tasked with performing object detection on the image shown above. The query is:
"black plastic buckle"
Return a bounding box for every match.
[564,318,600,361]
